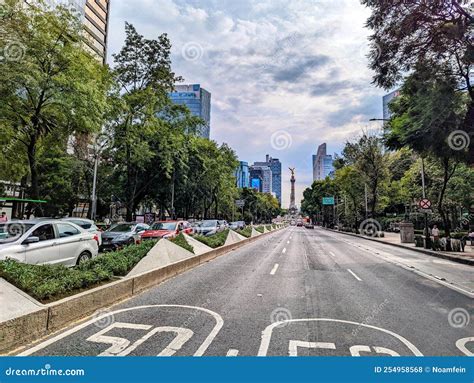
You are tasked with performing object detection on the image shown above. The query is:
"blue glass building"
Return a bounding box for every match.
[254,155,282,205]
[169,84,211,139]
[235,161,250,189]
[312,143,334,181]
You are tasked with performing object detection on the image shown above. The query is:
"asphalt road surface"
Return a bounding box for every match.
[20,227,474,357]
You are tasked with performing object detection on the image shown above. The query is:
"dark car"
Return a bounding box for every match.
[100,222,150,251]
[304,223,315,229]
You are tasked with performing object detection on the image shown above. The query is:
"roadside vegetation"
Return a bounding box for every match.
[170,233,194,253]
[236,227,252,238]
[254,226,264,233]
[0,241,156,302]
[193,230,229,248]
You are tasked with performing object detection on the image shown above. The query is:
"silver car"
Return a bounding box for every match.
[0,220,99,266]
[61,217,102,246]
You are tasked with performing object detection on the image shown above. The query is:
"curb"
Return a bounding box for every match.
[0,225,288,354]
[325,229,474,266]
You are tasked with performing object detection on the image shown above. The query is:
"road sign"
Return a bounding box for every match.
[419,198,432,209]
[322,197,335,205]
[235,199,245,208]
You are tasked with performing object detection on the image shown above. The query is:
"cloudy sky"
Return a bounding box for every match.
[107,0,388,208]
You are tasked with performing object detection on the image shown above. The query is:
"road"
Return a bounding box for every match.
[20,227,474,357]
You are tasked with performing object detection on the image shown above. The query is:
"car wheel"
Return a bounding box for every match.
[77,251,91,265]
[127,238,135,246]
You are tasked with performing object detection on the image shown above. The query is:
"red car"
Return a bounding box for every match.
[140,220,192,240]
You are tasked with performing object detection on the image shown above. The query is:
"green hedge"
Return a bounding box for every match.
[170,233,194,253]
[236,227,252,238]
[0,240,156,302]
[265,225,272,231]
[255,226,264,233]
[193,229,229,248]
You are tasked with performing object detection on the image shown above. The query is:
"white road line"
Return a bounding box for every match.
[287,240,290,244]
[329,251,336,258]
[270,263,279,275]
[226,349,239,356]
[347,269,362,282]
[282,248,286,254]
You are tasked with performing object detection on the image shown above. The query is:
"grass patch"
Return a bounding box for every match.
[193,229,229,248]
[169,233,194,253]
[0,240,156,302]
[265,225,272,231]
[236,227,252,238]
[254,226,264,233]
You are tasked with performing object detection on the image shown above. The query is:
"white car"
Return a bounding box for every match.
[61,217,102,246]
[0,220,99,267]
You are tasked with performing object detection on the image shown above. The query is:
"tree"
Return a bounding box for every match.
[334,165,365,228]
[300,178,338,226]
[342,132,388,217]
[386,62,467,235]
[362,0,474,162]
[110,23,182,220]
[0,0,110,207]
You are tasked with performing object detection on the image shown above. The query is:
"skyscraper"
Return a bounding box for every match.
[254,155,282,205]
[235,161,249,189]
[27,0,111,64]
[249,165,272,194]
[312,143,334,181]
[169,84,211,139]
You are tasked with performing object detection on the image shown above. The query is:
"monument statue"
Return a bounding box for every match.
[289,167,297,213]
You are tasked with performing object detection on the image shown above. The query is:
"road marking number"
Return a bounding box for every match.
[87,322,194,356]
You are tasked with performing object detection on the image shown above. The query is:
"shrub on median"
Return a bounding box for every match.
[169,233,194,253]
[236,227,252,238]
[0,240,157,302]
[255,226,264,233]
[193,229,229,248]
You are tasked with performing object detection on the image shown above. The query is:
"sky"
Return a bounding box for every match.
[106,0,388,208]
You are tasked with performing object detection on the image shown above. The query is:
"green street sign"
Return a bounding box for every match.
[322,196,335,205]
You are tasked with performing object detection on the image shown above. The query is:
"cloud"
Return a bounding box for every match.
[107,0,386,207]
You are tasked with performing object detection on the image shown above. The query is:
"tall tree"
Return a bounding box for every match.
[362,0,473,162]
[386,62,467,235]
[0,0,110,206]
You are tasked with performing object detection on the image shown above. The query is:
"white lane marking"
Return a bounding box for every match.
[282,248,286,254]
[287,240,290,244]
[258,318,423,356]
[19,305,224,356]
[329,251,336,258]
[349,345,399,356]
[289,341,336,356]
[270,263,279,275]
[226,349,239,356]
[456,337,474,356]
[347,269,362,281]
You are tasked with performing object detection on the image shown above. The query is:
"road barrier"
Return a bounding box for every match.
[0,224,288,354]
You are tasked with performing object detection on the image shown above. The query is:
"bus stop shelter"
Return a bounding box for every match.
[0,197,47,219]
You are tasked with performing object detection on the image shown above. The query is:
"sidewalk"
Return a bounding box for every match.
[330,230,474,266]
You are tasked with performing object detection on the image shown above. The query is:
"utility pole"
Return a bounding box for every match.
[91,153,99,220]
[420,157,431,248]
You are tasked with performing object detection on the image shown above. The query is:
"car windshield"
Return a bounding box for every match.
[108,224,134,232]
[201,220,217,227]
[0,223,35,243]
[151,222,177,231]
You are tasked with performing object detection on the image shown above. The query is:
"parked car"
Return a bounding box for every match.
[218,220,229,229]
[100,222,149,251]
[61,217,102,245]
[141,220,192,240]
[194,220,225,236]
[230,221,246,230]
[304,222,315,229]
[0,220,99,266]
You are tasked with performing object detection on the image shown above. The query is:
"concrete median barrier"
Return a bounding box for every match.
[1,224,287,354]
[183,233,213,255]
[224,230,246,246]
